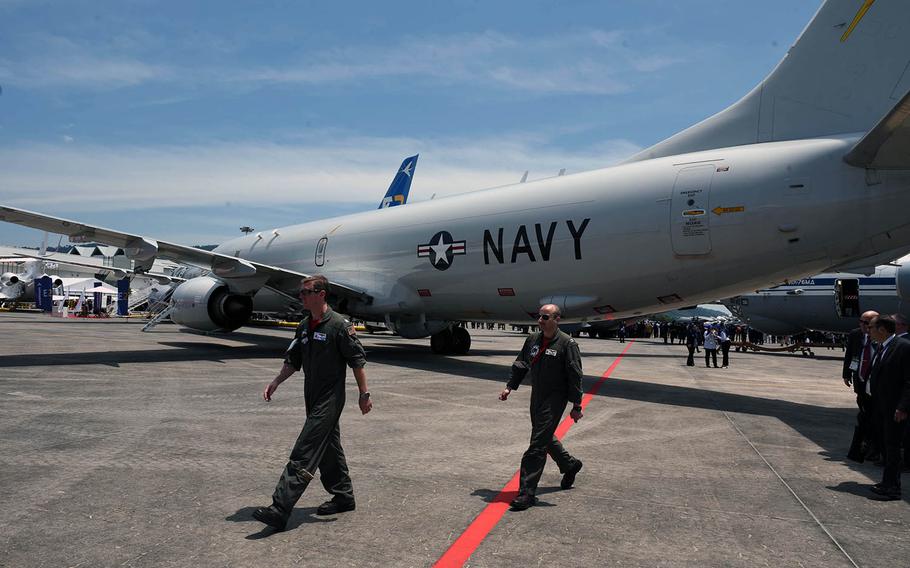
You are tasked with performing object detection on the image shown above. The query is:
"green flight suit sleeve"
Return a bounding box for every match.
[565,337,583,405]
[283,321,306,371]
[337,321,367,369]
[507,335,534,391]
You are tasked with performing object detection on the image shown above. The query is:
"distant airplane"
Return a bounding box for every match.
[378,155,418,209]
[725,255,909,335]
[3,1,910,355]
[0,255,60,302]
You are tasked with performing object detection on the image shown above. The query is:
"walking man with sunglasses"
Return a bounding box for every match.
[253,275,372,531]
[500,304,584,510]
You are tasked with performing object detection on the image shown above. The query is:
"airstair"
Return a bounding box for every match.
[141,288,175,332]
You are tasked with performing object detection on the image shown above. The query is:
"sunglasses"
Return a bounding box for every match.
[538,314,558,321]
[860,319,872,324]
[299,289,323,297]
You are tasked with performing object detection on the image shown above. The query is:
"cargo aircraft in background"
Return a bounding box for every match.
[725,254,910,335]
[4,0,910,355]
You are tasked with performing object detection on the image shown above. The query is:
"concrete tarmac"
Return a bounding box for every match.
[0,312,908,567]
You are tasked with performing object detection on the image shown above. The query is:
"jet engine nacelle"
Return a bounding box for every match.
[1,272,19,286]
[897,262,910,302]
[385,315,451,339]
[170,276,253,332]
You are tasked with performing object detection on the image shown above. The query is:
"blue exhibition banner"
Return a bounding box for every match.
[117,278,130,316]
[93,284,102,314]
[35,275,53,311]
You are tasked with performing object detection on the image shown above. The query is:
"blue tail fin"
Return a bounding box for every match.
[378,154,418,209]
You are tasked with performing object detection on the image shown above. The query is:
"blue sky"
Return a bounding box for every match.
[0,1,820,246]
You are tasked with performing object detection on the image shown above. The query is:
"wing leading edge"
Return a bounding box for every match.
[0,206,371,303]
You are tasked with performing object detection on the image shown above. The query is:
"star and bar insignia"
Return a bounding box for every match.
[417,230,466,271]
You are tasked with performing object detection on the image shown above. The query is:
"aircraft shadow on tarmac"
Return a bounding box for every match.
[366,342,883,488]
[0,337,289,368]
[1,335,880,490]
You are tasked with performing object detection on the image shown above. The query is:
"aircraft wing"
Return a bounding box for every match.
[11,252,130,276]
[0,206,371,303]
[8,251,184,284]
[844,89,910,169]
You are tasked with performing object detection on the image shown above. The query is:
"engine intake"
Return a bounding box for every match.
[170,276,253,332]
[1,272,19,286]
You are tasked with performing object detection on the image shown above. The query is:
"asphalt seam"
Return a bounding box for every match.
[678,344,861,568]
[720,411,860,568]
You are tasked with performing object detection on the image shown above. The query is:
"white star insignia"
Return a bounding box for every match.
[430,238,451,266]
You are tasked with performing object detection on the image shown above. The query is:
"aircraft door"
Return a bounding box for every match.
[834,278,860,318]
[670,165,714,255]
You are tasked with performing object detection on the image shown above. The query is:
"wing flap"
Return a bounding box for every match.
[844,89,910,169]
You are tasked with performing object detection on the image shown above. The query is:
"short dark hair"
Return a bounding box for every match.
[301,275,329,293]
[873,315,896,334]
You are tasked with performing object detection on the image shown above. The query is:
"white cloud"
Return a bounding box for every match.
[0,134,641,213]
[0,34,172,89]
[2,27,690,96]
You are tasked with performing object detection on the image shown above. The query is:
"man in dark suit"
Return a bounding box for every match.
[866,315,910,500]
[894,314,910,471]
[844,311,879,462]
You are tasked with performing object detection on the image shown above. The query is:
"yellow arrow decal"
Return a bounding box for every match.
[712,206,745,216]
[841,0,875,43]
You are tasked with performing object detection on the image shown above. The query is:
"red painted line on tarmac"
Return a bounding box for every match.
[433,340,635,568]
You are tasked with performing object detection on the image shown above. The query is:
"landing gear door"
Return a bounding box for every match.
[671,165,714,255]
[835,278,860,318]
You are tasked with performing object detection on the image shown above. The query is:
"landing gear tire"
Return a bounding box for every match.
[430,327,472,355]
[430,328,453,354]
[451,326,471,355]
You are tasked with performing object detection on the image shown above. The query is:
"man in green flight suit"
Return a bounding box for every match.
[500,303,584,510]
[253,275,372,531]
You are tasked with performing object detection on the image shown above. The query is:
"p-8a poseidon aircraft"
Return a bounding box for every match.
[4,0,910,355]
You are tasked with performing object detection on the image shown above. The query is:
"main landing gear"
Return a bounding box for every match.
[430,326,471,355]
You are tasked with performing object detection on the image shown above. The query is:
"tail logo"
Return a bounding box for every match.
[417,231,466,271]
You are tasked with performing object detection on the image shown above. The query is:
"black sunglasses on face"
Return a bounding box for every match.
[538,314,557,321]
[299,289,322,296]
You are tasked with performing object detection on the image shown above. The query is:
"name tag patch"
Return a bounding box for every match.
[314,332,327,341]
[545,348,558,356]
